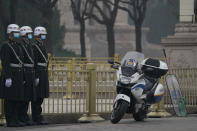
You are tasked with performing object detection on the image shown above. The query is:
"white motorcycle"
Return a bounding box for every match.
[109,51,168,124]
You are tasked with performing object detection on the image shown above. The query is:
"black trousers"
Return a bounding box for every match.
[4,100,20,124]
[18,101,30,122]
[31,98,43,122]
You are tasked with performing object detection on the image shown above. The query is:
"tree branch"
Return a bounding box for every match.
[26,0,42,11]
[103,0,113,16]
[50,0,58,8]
[94,1,109,21]
[111,0,120,23]
[70,0,80,20]
[87,13,106,24]
[82,0,89,18]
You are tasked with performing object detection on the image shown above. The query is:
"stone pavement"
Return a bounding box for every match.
[1,115,197,131]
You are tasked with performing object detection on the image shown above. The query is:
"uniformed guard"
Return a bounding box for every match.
[0,24,25,127]
[19,26,36,126]
[32,26,49,125]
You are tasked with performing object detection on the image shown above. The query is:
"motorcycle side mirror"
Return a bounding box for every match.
[114,61,121,65]
[108,59,114,64]
[111,64,119,70]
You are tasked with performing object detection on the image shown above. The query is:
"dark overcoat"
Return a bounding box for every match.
[0,41,25,101]
[21,41,37,101]
[33,41,49,98]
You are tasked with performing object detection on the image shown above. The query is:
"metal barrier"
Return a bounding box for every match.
[165,68,197,113]
[45,63,197,116]
[43,69,88,114]
[46,61,197,115]
[43,62,116,115]
[0,63,6,125]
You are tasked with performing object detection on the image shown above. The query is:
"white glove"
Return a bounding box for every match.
[5,78,12,88]
[35,78,39,86]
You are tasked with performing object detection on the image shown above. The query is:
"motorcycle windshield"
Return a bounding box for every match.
[165,74,187,117]
[120,51,144,77]
[121,51,144,66]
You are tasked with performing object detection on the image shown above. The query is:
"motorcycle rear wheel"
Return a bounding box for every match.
[110,100,129,124]
[133,103,147,121]
[133,111,147,121]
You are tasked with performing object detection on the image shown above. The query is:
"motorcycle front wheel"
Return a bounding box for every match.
[110,100,129,124]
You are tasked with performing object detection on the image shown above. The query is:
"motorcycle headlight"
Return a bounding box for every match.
[120,76,130,84]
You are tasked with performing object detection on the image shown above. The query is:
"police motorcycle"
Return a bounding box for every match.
[108,51,168,124]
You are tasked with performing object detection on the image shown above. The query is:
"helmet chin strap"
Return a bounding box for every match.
[9,34,16,43]
[22,37,29,44]
[36,37,43,44]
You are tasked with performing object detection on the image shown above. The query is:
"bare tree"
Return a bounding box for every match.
[0,0,19,39]
[0,0,9,37]
[118,0,148,52]
[26,0,58,53]
[70,0,93,57]
[87,0,120,57]
[9,0,19,23]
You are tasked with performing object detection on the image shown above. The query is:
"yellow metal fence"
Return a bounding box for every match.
[42,63,116,114]
[164,69,197,112]
[43,61,197,115]
[44,59,197,115]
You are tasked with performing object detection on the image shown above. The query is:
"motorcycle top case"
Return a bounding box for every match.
[141,58,168,78]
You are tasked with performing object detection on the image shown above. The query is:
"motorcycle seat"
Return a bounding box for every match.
[143,77,157,92]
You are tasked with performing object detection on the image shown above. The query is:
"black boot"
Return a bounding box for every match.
[7,121,25,127]
[31,98,48,125]
[4,100,24,127]
[17,121,26,127]
[33,119,48,125]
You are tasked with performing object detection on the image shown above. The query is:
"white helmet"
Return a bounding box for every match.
[34,26,47,36]
[7,24,20,34]
[20,26,33,36]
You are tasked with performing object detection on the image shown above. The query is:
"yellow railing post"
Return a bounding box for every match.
[114,54,120,63]
[48,53,52,71]
[192,14,196,23]
[78,63,104,122]
[0,100,6,126]
[0,63,6,126]
[147,98,171,118]
[64,60,73,99]
[0,100,5,126]
[48,53,52,61]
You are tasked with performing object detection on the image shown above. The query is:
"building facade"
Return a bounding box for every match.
[56,0,153,57]
[162,0,197,68]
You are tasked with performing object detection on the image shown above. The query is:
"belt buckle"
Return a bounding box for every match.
[19,63,22,68]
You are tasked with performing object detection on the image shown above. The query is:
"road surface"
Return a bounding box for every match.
[1,115,197,131]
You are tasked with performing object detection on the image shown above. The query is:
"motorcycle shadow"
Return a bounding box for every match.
[114,119,147,125]
[115,118,166,125]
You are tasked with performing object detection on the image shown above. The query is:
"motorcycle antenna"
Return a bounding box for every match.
[162,49,169,66]
[162,49,166,58]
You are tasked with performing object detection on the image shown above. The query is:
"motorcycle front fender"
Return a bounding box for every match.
[116,94,130,103]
